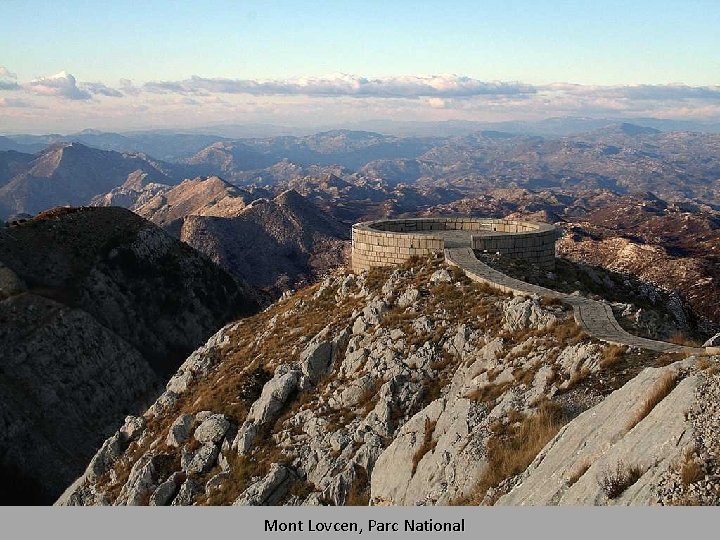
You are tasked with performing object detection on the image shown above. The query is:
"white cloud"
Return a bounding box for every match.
[26,71,92,100]
[0,65,19,90]
[5,70,720,131]
[119,78,142,96]
[0,66,16,79]
[81,82,123,97]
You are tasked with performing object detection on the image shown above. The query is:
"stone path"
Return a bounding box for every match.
[440,244,707,355]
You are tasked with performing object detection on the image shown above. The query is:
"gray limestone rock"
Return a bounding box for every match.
[181,443,220,475]
[120,416,146,441]
[233,422,259,455]
[233,464,297,506]
[87,431,127,481]
[149,472,184,506]
[116,454,162,506]
[498,363,697,505]
[194,414,231,445]
[171,478,202,506]
[166,414,195,447]
[300,339,334,381]
[430,268,452,284]
[397,287,420,309]
[205,471,231,494]
[703,333,720,347]
[503,296,558,332]
[361,299,388,325]
[247,370,301,424]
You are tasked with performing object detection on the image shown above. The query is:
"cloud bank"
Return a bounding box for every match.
[2,67,720,132]
[143,74,537,98]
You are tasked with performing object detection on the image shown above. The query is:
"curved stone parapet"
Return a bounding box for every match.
[351,217,558,272]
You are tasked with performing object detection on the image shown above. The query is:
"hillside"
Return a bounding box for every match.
[59,255,718,506]
[0,206,261,504]
[133,178,350,292]
[0,143,176,219]
[132,176,257,226]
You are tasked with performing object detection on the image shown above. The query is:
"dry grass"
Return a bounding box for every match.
[624,370,678,432]
[669,331,701,347]
[696,357,711,370]
[201,453,254,505]
[566,459,592,487]
[678,449,704,488]
[466,381,513,406]
[668,494,703,506]
[345,465,370,506]
[411,418,438,474]
[599,345,627,368]
[455,401,566,505]
[562,365,591,390]
[540,295,564,307]
[597,461,643,499]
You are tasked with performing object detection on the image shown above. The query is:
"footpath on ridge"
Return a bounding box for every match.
[443,246,707,356]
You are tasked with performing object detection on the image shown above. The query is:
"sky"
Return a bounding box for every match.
[1,0,719,133]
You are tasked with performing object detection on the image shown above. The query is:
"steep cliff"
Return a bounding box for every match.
[0,206,260,503]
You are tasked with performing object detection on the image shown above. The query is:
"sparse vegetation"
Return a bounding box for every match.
[345,465,370,506]
[566,459,592,487]
[456,401,566,505]
[624,370,678,432]
[599,345,627,368]
[411,418,438,474]
[678,449,704,488]
[597,461,643,499]
[669,331,701,347]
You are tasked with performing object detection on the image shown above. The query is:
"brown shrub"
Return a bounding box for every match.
[345,464,370,506]
[540,295,564,307]
[466,381,512,406]
[203,453,254,505]
[669,331,701,347]
[696,357,711,371]
[597,461,643,499]
[679,449,704,488]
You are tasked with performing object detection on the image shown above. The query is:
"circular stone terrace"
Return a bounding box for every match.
[351,217,558,272]
[351,217,716,356]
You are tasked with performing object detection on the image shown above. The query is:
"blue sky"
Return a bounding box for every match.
[1,0,719,132]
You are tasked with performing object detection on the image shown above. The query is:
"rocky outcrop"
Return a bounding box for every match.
[0,207,260,504]
[498,361,699,505]
[90,171,171,209]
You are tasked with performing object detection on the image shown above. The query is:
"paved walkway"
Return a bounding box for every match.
[417,230,707,355]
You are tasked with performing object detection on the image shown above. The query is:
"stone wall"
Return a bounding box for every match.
[470,219,557,268]
[351,217,558,271]
[351,222,443,271]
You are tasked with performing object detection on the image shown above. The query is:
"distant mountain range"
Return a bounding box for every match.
[2,123,719,223]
